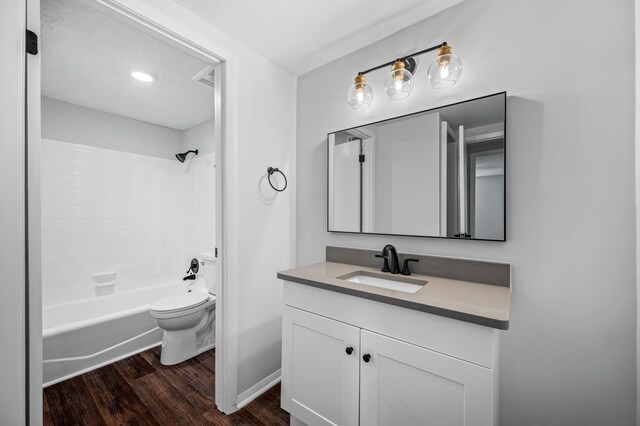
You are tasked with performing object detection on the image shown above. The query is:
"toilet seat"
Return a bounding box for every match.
[150,292,209,314]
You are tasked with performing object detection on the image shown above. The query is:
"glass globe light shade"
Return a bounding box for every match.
[384,60,414,100]
[347,74,374,110]
[427,45,463,89]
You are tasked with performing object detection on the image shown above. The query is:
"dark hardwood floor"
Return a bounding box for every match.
[43,347,289,426]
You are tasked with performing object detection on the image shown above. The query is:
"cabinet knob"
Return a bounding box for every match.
[362,354,371,363]
[345,346,353,355]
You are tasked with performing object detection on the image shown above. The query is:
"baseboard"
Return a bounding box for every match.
[236,369,281,409]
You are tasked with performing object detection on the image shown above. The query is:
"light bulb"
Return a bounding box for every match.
[384,60,414,101]
[347,74,373,110]
[427,44,462,89]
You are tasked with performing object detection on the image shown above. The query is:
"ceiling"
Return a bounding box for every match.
[174,0,466,76]
[41,0,216,130]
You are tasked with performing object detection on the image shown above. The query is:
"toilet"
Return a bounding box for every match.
[150,252,216,365]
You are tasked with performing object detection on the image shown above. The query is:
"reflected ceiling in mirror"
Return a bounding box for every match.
[327,92,506,241]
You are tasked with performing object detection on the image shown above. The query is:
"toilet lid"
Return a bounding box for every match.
[150,292,209,313]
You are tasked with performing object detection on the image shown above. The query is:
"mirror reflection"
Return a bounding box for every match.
[328,92,505,240]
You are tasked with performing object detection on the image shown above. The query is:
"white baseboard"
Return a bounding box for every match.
[236,369,281,409]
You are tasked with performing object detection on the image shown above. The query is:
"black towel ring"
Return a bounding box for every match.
[267,167,287,192]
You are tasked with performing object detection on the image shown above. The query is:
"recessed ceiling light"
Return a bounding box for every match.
[131,71,156,83]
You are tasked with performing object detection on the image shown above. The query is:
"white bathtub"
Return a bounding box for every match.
[43,282,185,387]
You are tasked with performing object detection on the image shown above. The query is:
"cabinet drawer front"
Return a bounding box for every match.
[360,330,494,426]
[282,307,360,426]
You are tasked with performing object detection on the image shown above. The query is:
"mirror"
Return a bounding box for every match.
[328,92,505,241]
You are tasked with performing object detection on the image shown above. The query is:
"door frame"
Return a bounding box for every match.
[26,0,239,419]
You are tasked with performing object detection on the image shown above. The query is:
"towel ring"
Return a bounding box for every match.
[267,167,287,192]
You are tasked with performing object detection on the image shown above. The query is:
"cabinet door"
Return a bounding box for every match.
[282,306,360,426]
[360,330,494,426]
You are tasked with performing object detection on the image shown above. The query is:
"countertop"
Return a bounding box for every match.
[278,261,510,330]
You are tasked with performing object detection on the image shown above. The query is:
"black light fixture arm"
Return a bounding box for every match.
[358,41,447,76]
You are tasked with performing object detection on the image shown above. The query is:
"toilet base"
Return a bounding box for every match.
[160,334,215,365]
[159,306,216,365]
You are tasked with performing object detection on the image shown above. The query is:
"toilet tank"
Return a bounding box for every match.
[200,251,217,294]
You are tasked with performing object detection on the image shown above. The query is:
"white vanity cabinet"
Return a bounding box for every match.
[281,281,499,426]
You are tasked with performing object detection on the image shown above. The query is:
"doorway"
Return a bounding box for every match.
[27,0,229,421]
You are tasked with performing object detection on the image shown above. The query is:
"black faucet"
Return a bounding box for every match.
[183,258,199,281]
[376,244,401,274]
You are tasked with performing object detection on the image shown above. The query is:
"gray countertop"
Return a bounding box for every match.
[278,261,510,330]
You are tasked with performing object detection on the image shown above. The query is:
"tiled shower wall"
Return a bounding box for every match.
[41,138,215,306]
[181,152,216,264]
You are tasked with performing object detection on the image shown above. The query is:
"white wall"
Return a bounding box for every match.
[233,49,296,397]
[296,0,636,424]
[42,96,182,159]
[0,0,26,423]
[374,113,440,235]
[182,118,215,155]
[332,136,361,231]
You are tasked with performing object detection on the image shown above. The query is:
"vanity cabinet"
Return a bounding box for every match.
[281,281,499,426]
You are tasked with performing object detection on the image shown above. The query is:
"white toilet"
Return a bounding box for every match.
[150,252,216,365]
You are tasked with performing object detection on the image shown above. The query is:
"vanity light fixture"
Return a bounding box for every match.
[347,41,461,110]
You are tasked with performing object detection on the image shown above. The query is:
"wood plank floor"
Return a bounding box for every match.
[43,347,290,426]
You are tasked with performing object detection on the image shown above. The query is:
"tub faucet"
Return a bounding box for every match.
[183,258,199,281]
[376,244,400,274]
[187,258,199,274]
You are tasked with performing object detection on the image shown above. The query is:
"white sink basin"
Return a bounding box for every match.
[339,272,427,293]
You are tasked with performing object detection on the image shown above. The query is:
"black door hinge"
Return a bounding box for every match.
[359,154,365,163]
[215,247,218,258]
[26,30,38,55]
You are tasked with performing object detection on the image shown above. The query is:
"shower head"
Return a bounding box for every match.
[175,149,199,163]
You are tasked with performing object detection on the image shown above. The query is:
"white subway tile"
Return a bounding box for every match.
[41,139,214,304]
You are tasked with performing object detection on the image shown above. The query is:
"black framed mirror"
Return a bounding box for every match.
[327,92,506,241]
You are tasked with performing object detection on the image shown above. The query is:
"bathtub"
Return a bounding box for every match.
[43,282,186,387]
